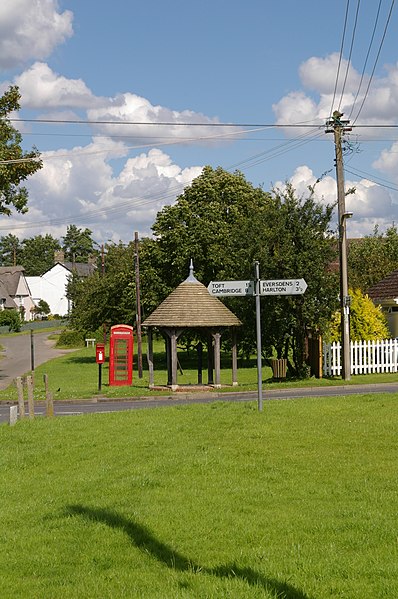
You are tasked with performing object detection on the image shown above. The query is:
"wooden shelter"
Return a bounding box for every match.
[142,263,242,389]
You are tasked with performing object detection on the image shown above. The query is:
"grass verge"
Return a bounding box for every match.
[0,395,397,598]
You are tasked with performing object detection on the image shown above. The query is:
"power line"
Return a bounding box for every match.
[338,0,361,112]
[330,0,351,118]
[348,0,382,120]
[352,0,396,124]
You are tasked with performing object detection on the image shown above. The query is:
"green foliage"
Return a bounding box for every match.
[68,169,338,378]
[327,288,390,342]
[69,241,136,332]
[20,234,61,275]
[62,224,96,263]
[32,299,51,318]
[0,86,42,215]
[0,234,22,266]
[348,225,398,291]
[0,309,21,332]
[56,328,85,348]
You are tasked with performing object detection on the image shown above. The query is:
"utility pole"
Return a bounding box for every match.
[134,231,143,378]
[326,111,352,380]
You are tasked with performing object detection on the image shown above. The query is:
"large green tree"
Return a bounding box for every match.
[20,234,61,275]
[62,224,96,263]
[68,241,136,332]
[150,170,338,376]
[0,233,22,266]
[0,86,42,215]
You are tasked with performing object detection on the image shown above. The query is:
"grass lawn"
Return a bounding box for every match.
[0,395,397,598]
[1,335,398,402]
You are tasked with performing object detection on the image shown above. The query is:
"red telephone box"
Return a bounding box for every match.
[109,324,134,386]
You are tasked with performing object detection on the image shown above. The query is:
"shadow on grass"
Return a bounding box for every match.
[66,505,312,598]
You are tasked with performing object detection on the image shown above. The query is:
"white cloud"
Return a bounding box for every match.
[274,165,398,236]
[0,0,73,69]
[14,62,97,109]
[86,92,238,144]
[273,54,398,127]
[373,141,398,178]
[7,145,203,242]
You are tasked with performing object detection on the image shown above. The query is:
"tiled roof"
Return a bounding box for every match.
[367,269,398,302]
[143,280,242,328]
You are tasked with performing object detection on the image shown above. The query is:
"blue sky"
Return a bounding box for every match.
[1,0,398,243]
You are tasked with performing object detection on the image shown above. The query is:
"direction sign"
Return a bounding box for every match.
[207,280,254,297]
[260,278,307,296]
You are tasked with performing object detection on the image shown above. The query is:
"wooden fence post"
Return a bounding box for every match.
[15,377,25,419]
[9,405,18,426]
[26,375,34,419]
[44,374,54,417]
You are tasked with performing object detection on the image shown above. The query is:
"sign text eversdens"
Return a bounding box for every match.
[260,278,307,296]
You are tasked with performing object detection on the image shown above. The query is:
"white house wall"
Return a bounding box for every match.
[26,264,71,316]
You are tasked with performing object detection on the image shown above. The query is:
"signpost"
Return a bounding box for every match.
[207,280,254,296]
[208,271,307,412]
[260,278,307,296]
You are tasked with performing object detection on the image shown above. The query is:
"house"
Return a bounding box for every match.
[367,269,398,337]
[0,266,36,321]
[26,252,96,317]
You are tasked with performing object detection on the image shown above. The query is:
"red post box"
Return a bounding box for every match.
[109,324,134,386]
[96,343,105,364]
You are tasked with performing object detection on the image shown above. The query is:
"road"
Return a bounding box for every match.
[2,381,398,424]
[0,331,76,391]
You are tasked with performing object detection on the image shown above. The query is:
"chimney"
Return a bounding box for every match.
[54,250,65,264]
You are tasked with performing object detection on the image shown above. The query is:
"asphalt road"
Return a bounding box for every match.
[0,331,76,391]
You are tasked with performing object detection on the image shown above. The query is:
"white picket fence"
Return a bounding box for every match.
[323,338,398,376]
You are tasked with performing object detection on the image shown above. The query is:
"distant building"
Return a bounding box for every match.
[0,266,35,321]
[26,251,96,317]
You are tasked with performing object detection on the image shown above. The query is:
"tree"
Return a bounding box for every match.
[0,234,22,266]
[234,182,338,375]
[0,86,42,215]
[68,242,136,332]
[32,299,51,319]
[348,225,398,292]
[62,225,96,263]
[327,288,389,342]
[20,234,61,275]
[150,170,338,376]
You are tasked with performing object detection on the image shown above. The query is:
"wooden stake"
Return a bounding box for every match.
[15,377,25,418]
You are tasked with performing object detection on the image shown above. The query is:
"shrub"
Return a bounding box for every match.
[0,309,22,332]
[56,328,85,348]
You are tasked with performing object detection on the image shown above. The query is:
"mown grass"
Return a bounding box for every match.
[1,395,397,598]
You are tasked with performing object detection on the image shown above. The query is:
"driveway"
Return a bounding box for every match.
[0,331,76,391]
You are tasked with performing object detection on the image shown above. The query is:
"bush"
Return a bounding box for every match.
[56,329,85,348]
[0,309,22,332]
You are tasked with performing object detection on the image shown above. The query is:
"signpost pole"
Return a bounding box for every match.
[254,261,263,412]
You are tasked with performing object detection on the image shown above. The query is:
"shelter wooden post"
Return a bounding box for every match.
[164,334,172,386]
[147,328,154,387]
[232,329,238,385]
[207,333,214,384]
[164,328,183,389]
[212,331,221,388]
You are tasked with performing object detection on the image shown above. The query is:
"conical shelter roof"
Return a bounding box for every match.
[142,278,241,328]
